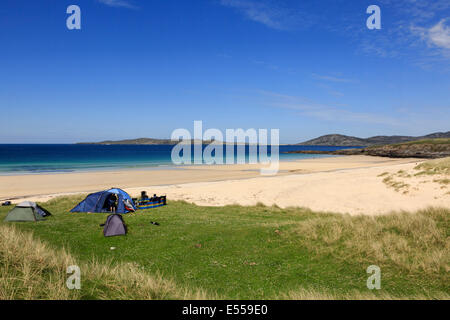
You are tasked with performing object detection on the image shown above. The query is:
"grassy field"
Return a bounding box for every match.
[1,197,449,300]
[400,138,450,145]
[363,139,450,157]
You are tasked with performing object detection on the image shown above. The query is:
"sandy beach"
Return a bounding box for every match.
[1,155,448,215]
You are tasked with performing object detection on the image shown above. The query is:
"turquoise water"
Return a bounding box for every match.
[0,144,363,174]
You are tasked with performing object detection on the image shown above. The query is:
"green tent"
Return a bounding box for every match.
[4,201,51,222]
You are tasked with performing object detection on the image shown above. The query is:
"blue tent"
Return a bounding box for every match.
[70,188,137,214]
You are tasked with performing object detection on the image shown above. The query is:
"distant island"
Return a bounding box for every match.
[77,138,215,145]
[297,131,450,146]
[78,131,450,146]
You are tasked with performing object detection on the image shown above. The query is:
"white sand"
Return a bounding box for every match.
[144,161,449,215]
[1,156,448,215]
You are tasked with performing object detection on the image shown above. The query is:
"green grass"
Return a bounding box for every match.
[1,196,449,299]
[365,138,450,152]
[393,138,450,146]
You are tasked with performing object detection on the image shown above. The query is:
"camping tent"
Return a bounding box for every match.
[4,201,52,222]
[70,188,136,214]
[103,214,127,237]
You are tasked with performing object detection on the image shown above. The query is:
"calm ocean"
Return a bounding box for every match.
[0,144,362,174]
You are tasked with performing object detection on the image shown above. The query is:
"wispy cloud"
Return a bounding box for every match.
[316,83,345,98]
[219,0,449,66]
[258,91,400,126]
[97,0,137,9]
[312,73,355,83]
[378,0,450,23]
[360,0,450,62]
[219,0,306,30]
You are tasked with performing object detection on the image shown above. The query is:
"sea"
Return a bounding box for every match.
[0,144,363,175]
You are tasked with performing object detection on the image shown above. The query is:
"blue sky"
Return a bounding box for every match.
[0,0,449,143]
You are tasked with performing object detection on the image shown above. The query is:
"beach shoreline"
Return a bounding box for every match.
[2,155,448,216]
[0,156,336,200]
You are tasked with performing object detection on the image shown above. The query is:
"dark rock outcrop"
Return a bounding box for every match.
[286,139,450,159]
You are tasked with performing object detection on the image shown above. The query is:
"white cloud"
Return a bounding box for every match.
[409,19,450,64]
[97,0,137,9]
[413,19,450,50]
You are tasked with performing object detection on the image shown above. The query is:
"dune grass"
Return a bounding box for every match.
[0,224,207,300]
[290,208,449,274]
[379,157,450,192]
[281,287,449,300]
[415,157,450,176]
[381,175,410,193]
[0,197,449,300]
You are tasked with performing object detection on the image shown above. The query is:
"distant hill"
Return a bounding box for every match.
[79,132,450,146]
[78,138,177,145]
[77,138,216,145]
[298,132,450,146]
[298,134,366,146]
[287,138,450,159]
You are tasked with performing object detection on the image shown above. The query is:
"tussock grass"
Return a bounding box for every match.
[415,157,450,176]
[379,158,449,192]
[396,170,412,178]
[382,175,410,193]
[0,224,207,300]
[0,224,75,300]
[292,208,449,275]
[281,287,450,300]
